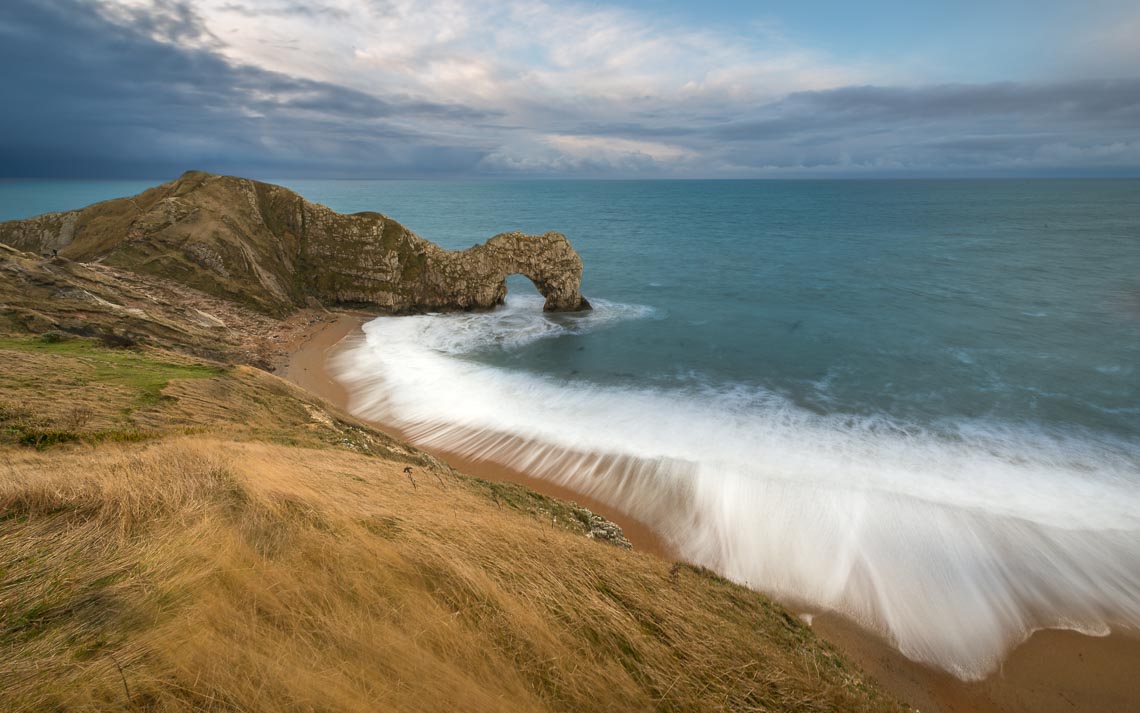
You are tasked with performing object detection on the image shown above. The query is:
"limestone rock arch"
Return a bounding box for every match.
[0,171,592,316]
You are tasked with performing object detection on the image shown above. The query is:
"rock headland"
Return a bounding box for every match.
[0,171,591,316]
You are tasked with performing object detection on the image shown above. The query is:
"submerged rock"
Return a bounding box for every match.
[0,171,591,316]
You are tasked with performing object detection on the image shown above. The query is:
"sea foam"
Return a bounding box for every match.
[332,294,1140,680]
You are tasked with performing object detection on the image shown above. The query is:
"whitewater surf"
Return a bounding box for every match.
[332,294,1140,680]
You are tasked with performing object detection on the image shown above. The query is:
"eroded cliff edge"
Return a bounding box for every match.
[0,171,591,316]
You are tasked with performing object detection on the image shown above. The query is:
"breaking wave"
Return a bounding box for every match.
[332,294,1140,680]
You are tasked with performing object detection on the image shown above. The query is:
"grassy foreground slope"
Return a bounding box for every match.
[0,336,904,712]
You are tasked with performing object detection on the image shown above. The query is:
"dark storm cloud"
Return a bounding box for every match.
[0,0,491,177]
[113,0,223,47]
[716,79,1140,141]
[542,80,1140,176]
[710,80,1140,174]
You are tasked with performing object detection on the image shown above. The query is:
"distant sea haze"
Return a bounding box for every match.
[7,178,1140,679]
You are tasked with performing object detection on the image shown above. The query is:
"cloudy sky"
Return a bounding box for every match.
[2,0,1139,178]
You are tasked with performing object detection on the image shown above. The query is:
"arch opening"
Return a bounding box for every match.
[498,270,591,312]
[505,273,544,300]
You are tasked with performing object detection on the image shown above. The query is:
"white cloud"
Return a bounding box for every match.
[197,0,878,100]
[72,0,1140,176]
[101,0,881,173]
[91,0,889,173]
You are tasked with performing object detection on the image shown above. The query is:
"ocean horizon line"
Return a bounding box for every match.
[3,174,1140,183]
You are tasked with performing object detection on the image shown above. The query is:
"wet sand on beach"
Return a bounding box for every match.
[281,311,1140,713]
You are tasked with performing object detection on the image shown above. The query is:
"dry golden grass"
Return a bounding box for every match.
[0,337,904,711]
[1,440,903,712]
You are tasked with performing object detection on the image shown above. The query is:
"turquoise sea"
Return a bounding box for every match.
[4,178,1139,678]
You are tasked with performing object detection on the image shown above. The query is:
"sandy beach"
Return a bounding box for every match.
[282,312,1140,713]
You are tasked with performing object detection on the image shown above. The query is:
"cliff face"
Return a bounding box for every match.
[0,171,590,316]
[0,242,320,367]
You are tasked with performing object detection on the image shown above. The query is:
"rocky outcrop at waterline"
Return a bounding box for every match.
[0,171,591,316]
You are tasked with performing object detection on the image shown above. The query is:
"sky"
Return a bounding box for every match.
[1,0,1138,178]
